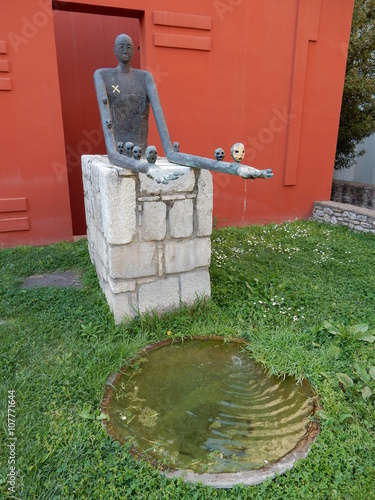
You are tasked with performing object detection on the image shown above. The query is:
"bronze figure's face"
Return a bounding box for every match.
[114,35,134,64]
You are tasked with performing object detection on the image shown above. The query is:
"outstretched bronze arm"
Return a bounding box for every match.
[145,73,273,180]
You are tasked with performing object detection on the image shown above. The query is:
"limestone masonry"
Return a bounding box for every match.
[312,201,375,236]
[82,155,213,323]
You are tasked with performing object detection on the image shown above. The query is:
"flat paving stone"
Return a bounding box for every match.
[23,271,83,289]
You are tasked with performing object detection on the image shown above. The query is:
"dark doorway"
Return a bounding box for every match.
[53,9,140,235]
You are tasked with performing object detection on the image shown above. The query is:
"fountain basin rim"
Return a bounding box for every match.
[101,335,321,488]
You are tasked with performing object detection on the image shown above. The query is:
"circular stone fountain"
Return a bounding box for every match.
[101,337,319,488]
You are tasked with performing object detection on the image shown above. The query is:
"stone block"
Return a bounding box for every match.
[94,254,109,284]
[81,157,90,180]
[92,187,103,232]
[108,278,137,294]
[169,199,194,238]
[164,239,195,274]
[196,237,212,267]
[104,286,138,324]
[90,160,101,193]
[108,242,157,279]
[83,194,92,226]
[138,277,180,314]
[90,222,109,269]
[180,269,211,304]
[100,166,137,245]
[196,170,213,236]
[139,159,194,196]
[164,238,211,274]
[138,196,160,202]
[162,194,186,201]
[142,201,167,241]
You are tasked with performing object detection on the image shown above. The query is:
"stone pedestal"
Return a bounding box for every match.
[81,155,213,323]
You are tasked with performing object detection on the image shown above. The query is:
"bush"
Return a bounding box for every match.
[335,0,375,170]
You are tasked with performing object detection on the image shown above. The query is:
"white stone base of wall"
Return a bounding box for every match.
[82,155,213,323]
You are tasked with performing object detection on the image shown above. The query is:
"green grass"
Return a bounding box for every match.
[0,220,374,499]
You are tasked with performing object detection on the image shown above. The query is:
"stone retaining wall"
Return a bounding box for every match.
[82,155,213,323]
[331,179,375,210]
[312,201,375,235]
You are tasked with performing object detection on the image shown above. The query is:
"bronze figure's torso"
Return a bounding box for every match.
[102,69,150,152]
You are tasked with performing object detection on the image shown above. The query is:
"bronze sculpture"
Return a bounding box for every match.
[94,34,273,184]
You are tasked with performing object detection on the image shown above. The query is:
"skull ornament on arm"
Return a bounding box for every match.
[214,148,225,161]
[117,141,124,154]
[146,145,158,164]
[133,146,142,160]
[125,142,134,157]
[231,143,245,163]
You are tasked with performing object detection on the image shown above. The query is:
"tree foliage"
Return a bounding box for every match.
[335,0,375,169]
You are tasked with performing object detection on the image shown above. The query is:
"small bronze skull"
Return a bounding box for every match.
[214,148,225,161]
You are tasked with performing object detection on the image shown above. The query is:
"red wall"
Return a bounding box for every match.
[0,0,73,246]
[0,0,354,246]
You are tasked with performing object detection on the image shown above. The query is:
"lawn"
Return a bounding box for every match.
[0,220,374,499]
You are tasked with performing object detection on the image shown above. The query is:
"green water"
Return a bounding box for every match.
[106,339,314,473]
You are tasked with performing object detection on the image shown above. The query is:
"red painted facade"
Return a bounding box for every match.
[0,0,354,246]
